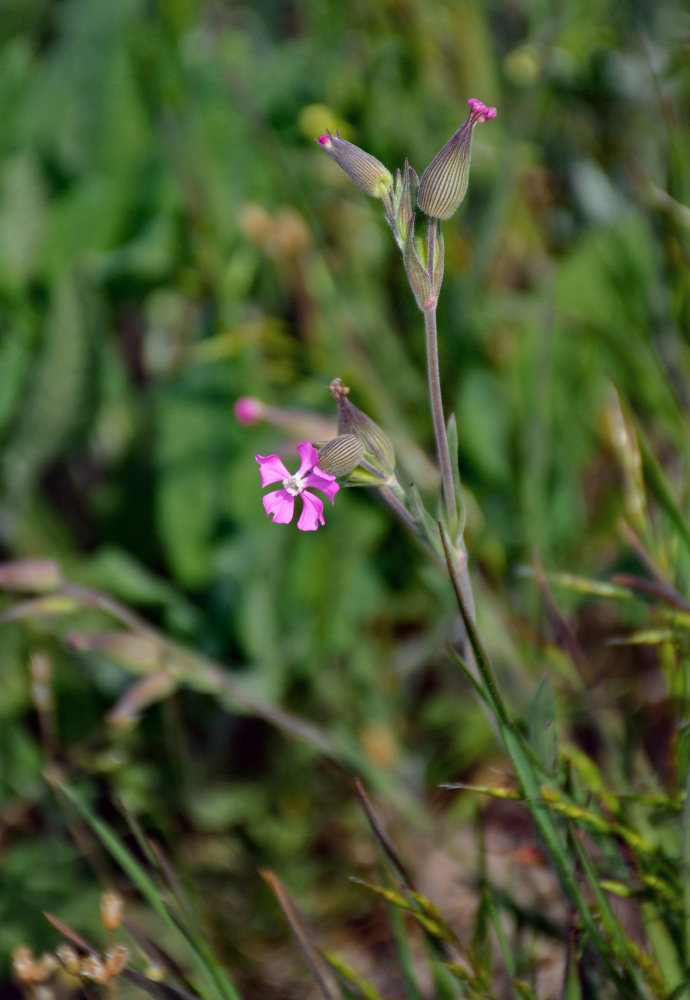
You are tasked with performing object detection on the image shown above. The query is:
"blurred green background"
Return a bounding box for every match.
[0,0,688,994]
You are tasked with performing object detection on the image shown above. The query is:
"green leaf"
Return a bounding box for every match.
[0,316,32,434]
[154,377,228,587]
[445,413,465,542]
[528,675,558,778]
[632,412,690,559]
[0,152,46,293]
[683,760,690,970]
[407,483,444,555]
[322,951,386,1000]
[1,271,97,508]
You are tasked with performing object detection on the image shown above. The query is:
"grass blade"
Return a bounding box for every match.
[438,522,648,996]
[54,780,242,1000]
[261,870,339,1000]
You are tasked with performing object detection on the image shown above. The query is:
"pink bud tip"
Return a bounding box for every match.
[234,396,265,426]
[467,98,497,123]
[317,134,332,146]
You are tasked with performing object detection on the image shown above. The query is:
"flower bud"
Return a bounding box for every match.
[316,435,365,478]
[233,396,265,426]
[56,946,81,977]
[402,214,431,311]
[103,946,129,978]
[385,160,418,248]
[12,948,57,985]
[417,98,497,220]
[328,379,395,484]
[80,956,109,984]
[100,892,124,931]
[395,161,417,245]
[317,131,393,200]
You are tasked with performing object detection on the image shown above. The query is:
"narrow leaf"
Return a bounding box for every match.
[54,781,241,1000]
[322,951,386,1000]
[438,523,643,993]
[261,870,339,1000]
[528,675,558,778]
[444,413,465,542]
[354,778,415,890]
[633,413,690,558]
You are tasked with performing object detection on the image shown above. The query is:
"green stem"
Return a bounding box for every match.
[424,304,456,521]
[379,485,417,533]
[453,543,476,622]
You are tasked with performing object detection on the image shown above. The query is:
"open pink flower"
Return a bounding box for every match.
[255,442,339,531]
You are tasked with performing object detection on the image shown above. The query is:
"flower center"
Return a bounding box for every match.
[282,473,306,496]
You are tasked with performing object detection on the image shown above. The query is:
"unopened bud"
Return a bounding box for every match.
[56,945,81,976]
[317,131,393,200]
[37,956,58,981]
[100,891,124,931]
[233,396,265,426]
[80,956,109,984]
[328,379,395,483]
[104,946,129,978]
[417,98,497,220]
[13,948,38,984]
[402,216,431,310]
[386,160,418,248]
[12,948,57,985]
[317,435,365,478]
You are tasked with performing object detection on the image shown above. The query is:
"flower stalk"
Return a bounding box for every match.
[424,302,457,527]
[249,98,495,544]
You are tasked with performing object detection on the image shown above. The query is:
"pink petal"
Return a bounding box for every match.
[303,468,339,502]
[296,441,320,476]
[256,453,290,487]
[263,489,295,524]
[297,490,325,531]
[467,98,497,123]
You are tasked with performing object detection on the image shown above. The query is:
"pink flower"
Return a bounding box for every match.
[234,396,265,426]
[466,98,498,124]
[255,442,339,531]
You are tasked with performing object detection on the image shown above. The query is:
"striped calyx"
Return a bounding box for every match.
[416,99,496,221]
[317,131,393,200]
[316,435,365,477]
